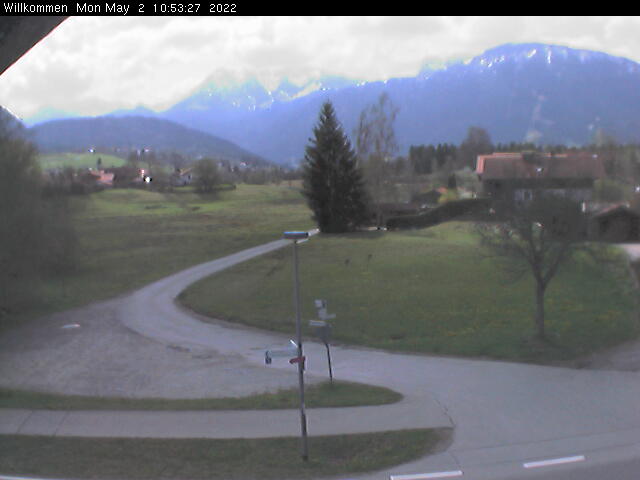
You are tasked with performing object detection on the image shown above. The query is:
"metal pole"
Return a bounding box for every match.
[292,239,309,461]
[325,342,333,384]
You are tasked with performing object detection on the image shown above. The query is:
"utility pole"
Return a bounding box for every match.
[284,231,309,461]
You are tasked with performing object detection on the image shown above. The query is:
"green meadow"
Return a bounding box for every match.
[180,222,640,363]
[0,428,451,480]
[11,181,640,364]
[22,184,313,324]
[38,152,126,170]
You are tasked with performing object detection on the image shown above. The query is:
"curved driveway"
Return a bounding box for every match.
[4,235,640,479]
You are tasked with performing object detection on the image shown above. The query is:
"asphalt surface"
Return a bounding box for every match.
[3,235,640,480]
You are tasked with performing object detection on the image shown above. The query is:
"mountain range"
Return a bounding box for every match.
[22,43,640,165]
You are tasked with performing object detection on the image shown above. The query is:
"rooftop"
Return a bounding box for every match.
[476,152,605,180]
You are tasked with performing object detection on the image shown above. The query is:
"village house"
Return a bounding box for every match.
[104,166,144,186]
[589,204,640,242]
[170,167,193,187]
[83,169,115,187]
[476,152,605,206]
[476,152,640,242]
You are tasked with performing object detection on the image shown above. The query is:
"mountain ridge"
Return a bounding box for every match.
[22,43,640,164]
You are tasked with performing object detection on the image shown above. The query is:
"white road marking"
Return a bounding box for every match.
[1,476,63,480]
[61,323,80,329]
[523,455,586,469]
[390,470,463,480]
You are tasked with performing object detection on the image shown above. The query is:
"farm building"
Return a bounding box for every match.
[589,205,640,242]
[476,152,605,205]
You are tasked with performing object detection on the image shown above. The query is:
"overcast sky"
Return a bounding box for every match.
[2,16,640,120]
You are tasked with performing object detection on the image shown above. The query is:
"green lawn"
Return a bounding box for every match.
[0,381,401,410]
[38,152,126,170]
[0,428,451,480]
[14,184,313,326]
[180,222,640,363]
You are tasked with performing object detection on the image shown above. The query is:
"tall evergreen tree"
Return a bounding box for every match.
[302,101,369,233]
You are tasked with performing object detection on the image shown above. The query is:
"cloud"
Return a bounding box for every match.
[2,16,640,119]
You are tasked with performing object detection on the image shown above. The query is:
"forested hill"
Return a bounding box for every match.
[29,115,270,166]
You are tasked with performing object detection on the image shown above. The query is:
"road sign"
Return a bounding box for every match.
[283,231,309,240]
[315,299,336,321]
[266,347,297,357]
[289,356,306,365]
[309,320,327,328]
[265,340,298,364]
[265,347,297,358]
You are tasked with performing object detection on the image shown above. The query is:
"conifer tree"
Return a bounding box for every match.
[302,101,369,233]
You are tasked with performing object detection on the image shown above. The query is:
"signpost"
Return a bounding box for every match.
[265,340,298,365]
[283,230,309,461]
[310,299,335,384]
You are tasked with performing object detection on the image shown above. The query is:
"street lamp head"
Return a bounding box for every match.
[283,231,309,241]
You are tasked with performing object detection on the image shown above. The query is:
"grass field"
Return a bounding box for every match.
[180,222,640,363]
[16,184,313,326]
[0,381,401,410]
[0,428,451,480]
[38,152,126,170]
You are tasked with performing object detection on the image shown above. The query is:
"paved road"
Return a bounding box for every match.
[3,235,640,480]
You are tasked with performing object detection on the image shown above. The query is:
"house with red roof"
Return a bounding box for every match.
[476,152,605,205]
[80,169,115,187]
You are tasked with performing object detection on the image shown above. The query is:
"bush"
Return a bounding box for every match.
[387,198,491,230]
[437,188,459,205]
[193,158,221,193]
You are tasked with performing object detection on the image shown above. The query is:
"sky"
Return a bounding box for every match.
[2,16,640,120]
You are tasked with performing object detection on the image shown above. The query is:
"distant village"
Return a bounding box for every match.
[40,143,640,244]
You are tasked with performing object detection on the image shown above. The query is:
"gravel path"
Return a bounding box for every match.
[0,295,317,399]
[0,239,324,399]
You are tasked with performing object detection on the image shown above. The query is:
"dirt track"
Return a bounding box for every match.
[0,296,311,398]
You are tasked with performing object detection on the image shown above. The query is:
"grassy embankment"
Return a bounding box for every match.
[180,222,639,363]
[0,380,401,410]
[0,428,452,480]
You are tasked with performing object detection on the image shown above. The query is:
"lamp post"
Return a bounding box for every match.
[283,230,309,461]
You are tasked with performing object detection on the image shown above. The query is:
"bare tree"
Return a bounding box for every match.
[458,126,493,170]
[354,92,399,228]
[476,196,586,339]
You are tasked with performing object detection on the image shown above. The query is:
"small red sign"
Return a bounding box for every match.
[289,356,306,365]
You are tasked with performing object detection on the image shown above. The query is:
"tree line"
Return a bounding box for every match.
[0,113,77,323]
